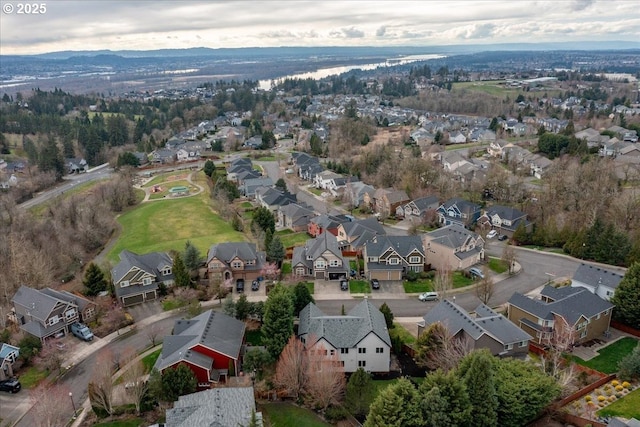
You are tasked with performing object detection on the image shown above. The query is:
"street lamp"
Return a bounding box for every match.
[69,392,76,415]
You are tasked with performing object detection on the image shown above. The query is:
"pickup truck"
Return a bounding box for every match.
[70,322,94,341]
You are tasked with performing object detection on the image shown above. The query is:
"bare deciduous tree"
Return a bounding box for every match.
[432,265,453,299]
[501,244,517,275]
[34,339,64,374]
[475,266,494,305]
[541,316,578,395]
[274,335,308,400]
[123,359,148,415]
[304,343,346,410]
[30,381,70,427]
[415,322,473,372]
[88,349,115,416]
[146,324,160,347]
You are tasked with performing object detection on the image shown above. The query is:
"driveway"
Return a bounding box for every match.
[126,300,163,322]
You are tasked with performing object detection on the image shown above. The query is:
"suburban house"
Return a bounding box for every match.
[277,203,316,232]
[487,139,514,158]
[206,242,266,283]
[437,197,481,228]
[307,214,344,238]
[38,288,97,325]
[570,263,624,301]
[313,170,343,190]
[336,217,386,252]
[507,285,614,347]
[11,285,95,342]
[154,310,245,388]
[226,158,255,183]
[419,300,532,358]
[239,177,273,198]
[165,387,262,427]
[111,250,174,307]
[397,195,440,220]
[66,157,88,174]
[344,181,375,209]
[0,343,20,380]
[298,299,391,373]
[478,205,531,237]
[363,235,425,281]
[291,232,349,280]
[422,224,485,271]
[371,188,410,218]
[254,187,297,213]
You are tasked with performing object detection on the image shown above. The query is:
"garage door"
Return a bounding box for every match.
[370,271,388,281]
[123,294,144,307]
[328,272,344,280]
[144,290,157,300]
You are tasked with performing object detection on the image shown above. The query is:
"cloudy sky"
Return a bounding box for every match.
[0,0,638,55]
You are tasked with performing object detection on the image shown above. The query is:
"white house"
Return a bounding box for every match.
[570,263,625,301]
[298,299,391,373]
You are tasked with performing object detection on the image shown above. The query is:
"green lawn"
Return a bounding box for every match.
[93,419,144,427]
[488,257,508,274]
[261,402,331,427]
[598,387,640,419]
[403,280,432,293]
[148,180,196,200]
[452,271,474,288]
[142,171,189,188]
[281,261,292,274]
[141,349,162,373]
[308,187,323,196]
[240,201,253,209]
[276,230,309,248]
[162,298,189,311]
[106,194,245,262]
[246,329,264,346]
[573,337,639,374]
[390,322,416,345]
[19,366,49,388]
[349,280,370,294]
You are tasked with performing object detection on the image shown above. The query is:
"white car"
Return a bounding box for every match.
[418,292,439,301]
[487,230,498,239]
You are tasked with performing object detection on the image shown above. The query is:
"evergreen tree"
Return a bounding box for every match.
[173,253,191,287]
[292,282,314,317]
[345,368,375,419]
[364,378,422,427]
[203,160,215,177]
[458,350,498,427]
[261,284,294,359]
[183,241,202,272]
[264,228,273,252]
[252,206,275,234]
[379,302,394,329]
[611,262,640,329]
[275,178,287,191]
[267,236,285,267]
[418,369,471,426]
[235,294,250,321]
[83,263,108,296]
[159,364,197,402]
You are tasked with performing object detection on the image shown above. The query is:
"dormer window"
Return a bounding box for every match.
[388,258,399,265]
[120,280,130,288]
[143,278,152,286]
[162,267,172,275]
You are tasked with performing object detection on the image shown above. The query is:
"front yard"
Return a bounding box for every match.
[349,280,370,294]
[403,280,433,293]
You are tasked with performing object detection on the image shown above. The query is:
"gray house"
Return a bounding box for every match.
[363,235,425,281]
[292,232,349,280]
[0,343,20,380]
[111,250,174,307]
[419,299,532,358]
[240,177,273,198]
[570,263,625,302]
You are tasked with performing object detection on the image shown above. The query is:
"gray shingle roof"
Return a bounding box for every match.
[298,300,391,348]
[155,310,245,372]
[166,387,261,427]
[111,250,173,284]
[364,235,424,259]
[485,205,526,222]
[572,263,624,291]
[39,288,93,312]
[206,242,265,269]
[12,285,66,323]
[426,224,482,249]
[410,195,440,212]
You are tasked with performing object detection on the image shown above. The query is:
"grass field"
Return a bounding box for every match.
[106,193,246,262]
[598,387,640,419]
[452,271,474,288]
[19,366,48,388]
[349,280,370,293]
[390,322,416,344]
[93,419,144,427]
[142,172,191,188]
[573,337,639,374]
[141,349,162,373]
[403,280,432,293]
[488,257,508,274]
[261,402,331,427]
[275,230,309,248]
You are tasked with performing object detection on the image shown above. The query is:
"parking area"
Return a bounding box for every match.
[313,279,409,301]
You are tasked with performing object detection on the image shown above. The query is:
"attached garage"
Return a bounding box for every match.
[122,294,144,307]
[369,270,402,281]
[144,290,157,300]
[328,272,345,280]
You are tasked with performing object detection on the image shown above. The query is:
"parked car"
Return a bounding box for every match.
[251,280,260,291]
[350,269,357,278]
[486,230,498,239]
[340,279,349,291]
[70,322,94,341]
[370,278,380,290]
[469,267,485,279]
[236,279,245,293]
[0,378,21,393]
[418,291,439,301]
[498,234,508,241]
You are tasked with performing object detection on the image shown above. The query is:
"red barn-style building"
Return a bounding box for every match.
[154,310,245,388]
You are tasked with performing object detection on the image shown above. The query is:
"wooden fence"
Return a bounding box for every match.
[611,321,640,338]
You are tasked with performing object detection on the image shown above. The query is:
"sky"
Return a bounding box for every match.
[0,0,638,55]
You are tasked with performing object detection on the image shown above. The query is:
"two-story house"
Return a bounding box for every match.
[307,214,344,238]
[277,203,316,232]
[507,285,614,347]
[478,205,531,237]
[344,181,375,209]
[396,195,440,220]
[239,177,273,198]
[112,250,175,307]
[254,187,297,214]
[154,309,245,389]
[363,235,425,281]
[418,300,532,358]
[372,188,410,218]
[11,285,95,342]
[336,217,386,253]
[206,242,266,283]
[570,263,625,302]
[422,224,485,271]
[437,197,481,228]
[298,299,391,373]
[291,232,348,280]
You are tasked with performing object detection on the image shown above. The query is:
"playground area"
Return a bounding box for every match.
[138,172,203,201]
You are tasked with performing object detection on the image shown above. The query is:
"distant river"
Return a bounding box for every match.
[257,53,446,91]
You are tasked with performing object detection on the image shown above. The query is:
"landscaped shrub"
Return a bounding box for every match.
[585,395,592,402]
[611,380,619,386]
[608,396,616,402]
[324,405,349,423]
[597,395,606,402]
[622,381,631,388]
[615,385,623,392]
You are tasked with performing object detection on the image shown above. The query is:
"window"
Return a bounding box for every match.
[409,256,421,264]
[375,347,384,354]
[580,329,588,339]
[143,278,152,286]
[358,348,366,354]
[358,360,366,368]
[85,307,95,319]
[329,259,340,267]
[388,258,399,265]
[162,267,172,275]
[296,267,306,276]
[596,313,601,320]
[120,280,130,288]
[519,341,528,347]
[323,349,328,356]
[246,259,255,265]
[330,349,335,356]
[340,361,345,367]
[209,262,222,270]
[231,261,243,269]
[340,348,349,354]
[47,315,60,326]
[504,343,513,351]
[65,309,76,319]
[315,260,326,269]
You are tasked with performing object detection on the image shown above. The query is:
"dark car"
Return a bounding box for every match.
[498,234,508,241]
[350,269,357,278]
[0,378,21,393]
[340,279,349,291]
[370,279,380,290]
[236,279,245,293]
[251,280,260,291]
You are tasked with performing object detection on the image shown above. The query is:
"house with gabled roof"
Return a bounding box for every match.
[419,300,532,358]
[507,285,614,347]
[112,250,174,307]
[422,224,484,271]
[344,181,375,209]
[372,188,410,218]
[336,217,386,252]
[66,157,88,174]
[206,242,266,283]
[154,310,245,389]
[397,195,440,219]
[11,285,94,342]
[239,177,273,198]
[307,214,344,238]
[254,187,297,213]
[291,232,348,280]
[298,299,391,373]
[363,235,425,281]
[437,197,481,228]
[0,343,20,380]
[165,387,262,427]
[478,205,531,237]
[277,203,316,232]
[39,288,96,324]
[570,263,624,302]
